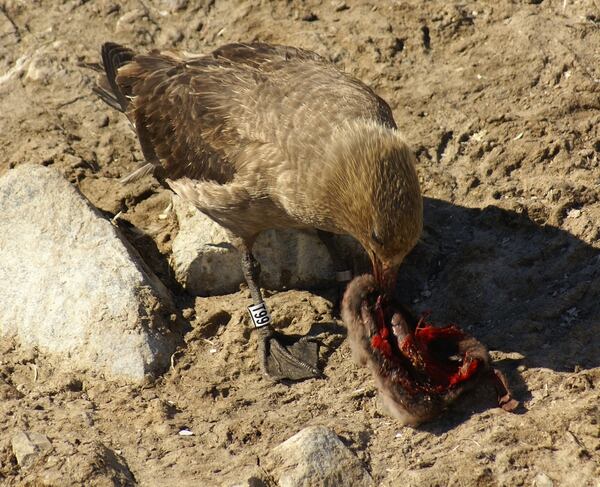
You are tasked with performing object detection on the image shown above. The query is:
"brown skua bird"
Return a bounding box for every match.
[93,42,423,380]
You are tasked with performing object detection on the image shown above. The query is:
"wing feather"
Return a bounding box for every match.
[98,42,396,185]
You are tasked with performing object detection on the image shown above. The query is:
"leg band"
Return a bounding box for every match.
[248,301,272,328]
[335,270,353,282]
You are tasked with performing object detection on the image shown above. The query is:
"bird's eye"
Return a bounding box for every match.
[371,231,383,245]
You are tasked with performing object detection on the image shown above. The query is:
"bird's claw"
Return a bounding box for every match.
[256,327,321,381]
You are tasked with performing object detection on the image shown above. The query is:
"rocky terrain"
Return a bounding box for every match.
[0,0,599,486]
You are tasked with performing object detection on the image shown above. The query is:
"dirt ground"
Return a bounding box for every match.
[1,0,599,485]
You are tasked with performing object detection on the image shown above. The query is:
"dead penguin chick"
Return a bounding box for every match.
[341,275,519,425]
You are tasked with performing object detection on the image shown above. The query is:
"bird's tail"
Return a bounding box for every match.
[91,43,159,184]
[93,42,135,113]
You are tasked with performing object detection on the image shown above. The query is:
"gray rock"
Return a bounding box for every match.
[159,0,188,12]
[38,441,135,486]
[172,197,365,295]
[264,426,373,487]
[11,431,52,467]
[534,473,554,487]
[115,9,146,32]
[0,377,23,400]
[0,165,177,380]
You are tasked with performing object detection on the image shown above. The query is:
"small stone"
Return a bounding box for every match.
[264,426,373,487]
[534,473,554,487]
[24,53,54,84]
[158,26,184,45]
[96,114,109,128]
[161,0,188,12]
[11,431,52,467]
[115,9,146,32]
[334,2,349,12]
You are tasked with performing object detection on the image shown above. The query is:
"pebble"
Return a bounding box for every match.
[160,0,188,12]
[158,26,184,45]
[534,473,554,487]
[115,9,146,32]
[24,54,54,84]
[11,431,52,467]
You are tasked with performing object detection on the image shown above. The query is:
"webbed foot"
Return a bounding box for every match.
[256,326,321,381]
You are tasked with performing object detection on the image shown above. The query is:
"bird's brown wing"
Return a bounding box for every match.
[114,52,240,183]
[101,43,327,184]
[98,42,396,184]
[207,42,326,69]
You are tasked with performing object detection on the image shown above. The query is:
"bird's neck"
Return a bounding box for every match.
[321,121,404,231]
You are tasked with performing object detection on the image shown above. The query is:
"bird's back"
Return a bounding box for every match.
[96,42,396,186]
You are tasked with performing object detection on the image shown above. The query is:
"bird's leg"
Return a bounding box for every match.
[239,242,321,381]
[317,230,353,305]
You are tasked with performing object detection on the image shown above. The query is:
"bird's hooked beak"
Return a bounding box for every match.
[370,253,398,297]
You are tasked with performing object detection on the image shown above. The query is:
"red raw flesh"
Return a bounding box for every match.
[371,329,392,358]
[371,295,393,359]
[370,305,481,394]
[413,322,481,388]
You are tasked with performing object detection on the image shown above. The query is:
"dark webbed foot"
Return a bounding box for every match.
[256,326,321,381]
[240,242,321,380]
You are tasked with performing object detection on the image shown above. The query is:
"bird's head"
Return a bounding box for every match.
[328,121,423,295]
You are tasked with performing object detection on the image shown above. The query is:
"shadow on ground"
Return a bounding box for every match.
[396,197,599,374]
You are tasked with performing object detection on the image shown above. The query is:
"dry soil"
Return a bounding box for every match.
[0,0,599,486]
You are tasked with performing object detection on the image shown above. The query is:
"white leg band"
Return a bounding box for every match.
[336,270,353,282]
[248,302,272,328]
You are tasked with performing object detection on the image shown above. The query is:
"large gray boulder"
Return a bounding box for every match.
[172,197,365,295]
[0,165,177,380]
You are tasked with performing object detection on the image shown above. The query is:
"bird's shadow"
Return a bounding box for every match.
[309,321,348,366]
[395,197,599,373]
